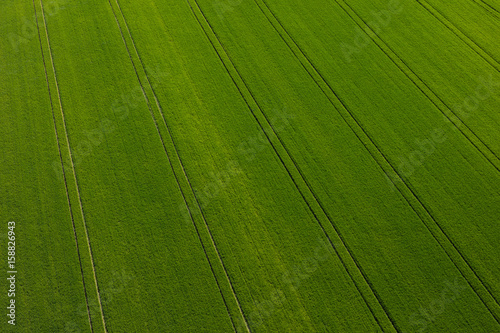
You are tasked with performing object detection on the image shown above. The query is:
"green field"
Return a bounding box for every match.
[1,0,499,332]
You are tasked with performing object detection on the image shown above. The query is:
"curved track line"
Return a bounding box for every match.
[37,0,108,331]
[32,1,94,331]
[259,0,500,324]
[106,0,249,331]
[186,0,400,331]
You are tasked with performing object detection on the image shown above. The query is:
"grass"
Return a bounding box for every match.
[0,1,93,332]
[1,0,499,332]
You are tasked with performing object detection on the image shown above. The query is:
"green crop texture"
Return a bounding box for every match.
[1,0,499,332]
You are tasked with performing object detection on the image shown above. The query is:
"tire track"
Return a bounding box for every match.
[470,0,500,18]
[258,0,500,324]
[482,0,500,13]
[186,0,399,331]
[335,0,500,173]
[36,0,108,331]
[31,0,94,331]
[330,0,500,305]
[105,0,249,331]
[417,0,500,72]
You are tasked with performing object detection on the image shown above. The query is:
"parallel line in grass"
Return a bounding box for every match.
[333,0,500,168]
[337,0,500,323]
[266,0,500,322]
[31,0,94,331]
[469,0,500,17]
[417,0,500,71]
[328,1,500,309]
[259,0,500,324]
[37,0,108,331]
[186,0,398,331]
[341,0,500,322]
[105,1,249,331]
[335,0,500,172]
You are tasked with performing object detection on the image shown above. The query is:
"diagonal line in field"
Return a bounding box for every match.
[468,0,500,18]
[31,0,94,331]
[36,0,108,331]
[259,0,500,325]
[186,0,399,332]
[104,0,250,331]
[332,0,500,316]
[417,0,500,73]
[334,0,500,173]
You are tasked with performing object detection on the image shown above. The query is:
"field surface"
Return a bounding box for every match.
[1,0,499,332]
